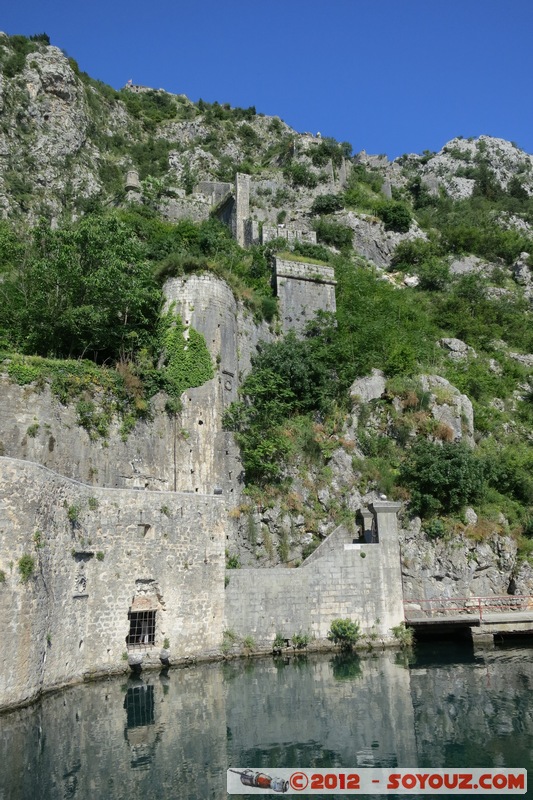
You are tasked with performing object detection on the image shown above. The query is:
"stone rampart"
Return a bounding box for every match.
[233,173,250,246]
[0,274,270,497]
[162,273,272,496]
[0,457,225,710]
[274,256,337,334]
[224,503,403,643]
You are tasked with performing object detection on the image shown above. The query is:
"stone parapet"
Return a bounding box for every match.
[275,257,336,285]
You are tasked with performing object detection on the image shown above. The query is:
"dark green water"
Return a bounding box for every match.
[0,642,531,800]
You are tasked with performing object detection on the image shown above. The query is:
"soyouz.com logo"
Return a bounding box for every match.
[227,768,527,794]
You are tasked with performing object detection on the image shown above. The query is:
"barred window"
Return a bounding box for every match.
[126,610,156,647]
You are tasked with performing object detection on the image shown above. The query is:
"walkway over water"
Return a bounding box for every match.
[404,596,533,640]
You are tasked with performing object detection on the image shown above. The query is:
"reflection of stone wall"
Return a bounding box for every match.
[226,654,417,769]
[0,653,417,800]
[2,646,532,799]
[0,457,225,710]
[225,503,404,641]
[0,667,227,800]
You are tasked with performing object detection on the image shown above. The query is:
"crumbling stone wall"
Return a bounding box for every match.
[262,225,317,245]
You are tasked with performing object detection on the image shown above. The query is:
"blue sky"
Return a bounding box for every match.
[3,1,533,158]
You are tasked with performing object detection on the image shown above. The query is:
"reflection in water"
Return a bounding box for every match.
[330,652,363,681]
[124,681,155,729]
[123,679,161,771]
[0,645,532,799]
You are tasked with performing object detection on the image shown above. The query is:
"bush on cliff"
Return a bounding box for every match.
[398,440,486,518]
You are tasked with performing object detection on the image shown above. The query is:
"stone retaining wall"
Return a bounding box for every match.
[225,503,404,644]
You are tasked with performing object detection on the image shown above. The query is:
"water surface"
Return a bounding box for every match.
[0,642,531,800]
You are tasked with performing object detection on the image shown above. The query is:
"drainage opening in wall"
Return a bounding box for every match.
[126,610,156,648]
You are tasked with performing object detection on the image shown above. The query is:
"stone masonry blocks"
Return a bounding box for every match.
[225,504,404,644]
[0,457,225,710]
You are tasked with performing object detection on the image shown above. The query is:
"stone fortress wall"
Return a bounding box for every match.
[0,273,271,497]
[262,224,317,245]
[0,457,225,711]
[180,171,322,248]
[275,256,337,334]
[0,255,334,491]
[0,235,408,712]
[0,451,405,712]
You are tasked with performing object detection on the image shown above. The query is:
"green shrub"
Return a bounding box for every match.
[291,632,310,650]
[484,441,533,505]
[261,295,278,322]
[384,342,418,377]
[67,505,81,524]
[226,552,241,569]
[313,218,353,249]
[273,632,286,650]
[399,440,486,518]
[391,238,439,270]
[159,311,213,398]
[221,629,239,654]
[311,194,344,215]
[327,618,360,651]
[375,200,412,232]
[76,400,109,440]
[416,257,450,291]
[309,137,350,167]
[292,241,332,262]
[29,33,50,44]
[352,163,384,189]
[283,163,319,188]
[424,518,447,539]
[3,35,39,78]
[119,88,177,127]
[391,622,414,648]
[223,325,338,484]
[26,423,39,438]
[18,554,35,583]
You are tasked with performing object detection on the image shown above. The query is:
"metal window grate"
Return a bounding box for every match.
[127,610,156,648]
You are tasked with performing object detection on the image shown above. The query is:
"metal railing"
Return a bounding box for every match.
[404,595,533,623]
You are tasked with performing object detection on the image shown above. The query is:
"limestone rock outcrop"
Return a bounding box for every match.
[420,374,475,445]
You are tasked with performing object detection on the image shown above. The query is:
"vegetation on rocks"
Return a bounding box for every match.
[0,31,532,562]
